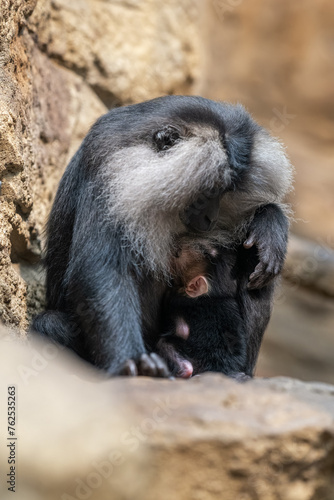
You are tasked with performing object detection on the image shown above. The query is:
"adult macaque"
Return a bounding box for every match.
[32,96,292,376]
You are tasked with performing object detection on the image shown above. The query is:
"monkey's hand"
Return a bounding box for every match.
[156,338,194,379]
[243,204,289,289]
[120,353,171,378]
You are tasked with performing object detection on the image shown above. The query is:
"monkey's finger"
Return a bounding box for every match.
[248,266,277,289]
[177,360,193,378]
[138,353,157,376]
[274,260,284,275]
[247,278,265,290]
[120,359,138,376]
[149,353,170,378]
[248,272,270,289]
[243,234,257,249]
[248,262,265,282]
[247,263,271,289]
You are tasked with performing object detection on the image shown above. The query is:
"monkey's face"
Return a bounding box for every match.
[151,122,229,232]
[97,95,292,272]
[103,96,290,228]
[108,120,233,227]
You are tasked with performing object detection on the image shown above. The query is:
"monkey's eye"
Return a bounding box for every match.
[153,126,181,152]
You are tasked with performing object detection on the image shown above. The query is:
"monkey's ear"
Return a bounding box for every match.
[185,276,209,298]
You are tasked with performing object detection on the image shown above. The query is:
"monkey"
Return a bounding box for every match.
[32,95,293,377]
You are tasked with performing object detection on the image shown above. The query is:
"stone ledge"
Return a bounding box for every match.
[0,329,334,500]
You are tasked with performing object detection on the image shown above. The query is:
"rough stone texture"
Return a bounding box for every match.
[1,330,334,500]
[30,0,200,106]
[0,0,200,330]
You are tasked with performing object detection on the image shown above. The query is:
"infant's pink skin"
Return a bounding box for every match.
[175,318,190,340]
[177,359,193,378]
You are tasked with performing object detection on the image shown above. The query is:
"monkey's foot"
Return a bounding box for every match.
[155,339,194,378]
[120,353,170,378]
[175,359,193,378]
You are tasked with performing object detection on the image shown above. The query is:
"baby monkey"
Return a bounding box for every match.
[157,242,245,378]
[157,237,274,380]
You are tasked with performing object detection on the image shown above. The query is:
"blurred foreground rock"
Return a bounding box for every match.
[1,328,334,500]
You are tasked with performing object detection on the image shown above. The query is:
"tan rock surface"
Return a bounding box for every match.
[31,0,200,106]
[1,330,334,500]
[0,1,107,330]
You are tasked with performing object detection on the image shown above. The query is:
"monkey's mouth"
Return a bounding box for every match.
[180,189,221,232]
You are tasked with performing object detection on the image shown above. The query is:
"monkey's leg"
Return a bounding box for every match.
[52,181,153,374]
[155,338,194,378]
[32,310,77,346]
[239,285,274,376]
[65,263,150,374]
[239,203,289,373]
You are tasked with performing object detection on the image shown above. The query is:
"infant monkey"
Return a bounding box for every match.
[157,238,274,380]
[158,244,219,378]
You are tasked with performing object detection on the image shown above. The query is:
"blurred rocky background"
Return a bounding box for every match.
[0,0,334,384]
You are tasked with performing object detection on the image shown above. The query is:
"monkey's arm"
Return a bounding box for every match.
[61,199,147,373]
[67,263,145,374]
[65,207,170,377]
[243,203,289,289]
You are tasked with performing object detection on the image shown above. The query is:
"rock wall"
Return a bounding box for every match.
[0,0,200,331]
